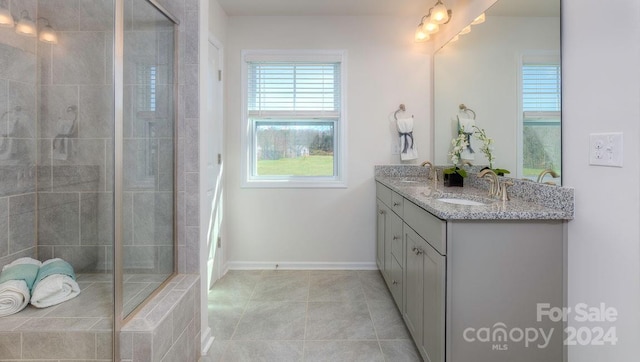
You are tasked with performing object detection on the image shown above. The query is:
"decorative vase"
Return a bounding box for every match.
[443,172,464,187]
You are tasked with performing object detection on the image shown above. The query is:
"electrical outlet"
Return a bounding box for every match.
[589,132,623,167]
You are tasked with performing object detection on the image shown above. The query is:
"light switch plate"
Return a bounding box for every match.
[589,132,623,167]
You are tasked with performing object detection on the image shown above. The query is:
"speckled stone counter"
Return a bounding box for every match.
[375,165,574,220]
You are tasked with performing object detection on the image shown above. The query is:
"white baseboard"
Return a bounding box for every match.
[200,326,214,356]
[226,261,378,270]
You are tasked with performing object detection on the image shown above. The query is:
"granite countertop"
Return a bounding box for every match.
[375,166,574,221]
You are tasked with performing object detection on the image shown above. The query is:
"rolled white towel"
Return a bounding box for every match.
[31,258,80,308]
[0,257,42,317]
[0,280,31,317]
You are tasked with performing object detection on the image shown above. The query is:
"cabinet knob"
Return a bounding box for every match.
[393,235,400,240]
[393,202,401,207]
[413,248,423,256]
[378,209,385,215]
[392,280,399,285]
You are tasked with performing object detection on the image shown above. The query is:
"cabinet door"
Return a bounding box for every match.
[376,199,387,271]
[391,214,403,263]
[403,226,424,348]
[422,240,445,362]
[390,255,403,307]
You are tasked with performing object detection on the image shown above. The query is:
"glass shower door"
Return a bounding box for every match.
[121,0,177,317]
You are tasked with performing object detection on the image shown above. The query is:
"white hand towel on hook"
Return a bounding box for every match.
[397,116,418,161]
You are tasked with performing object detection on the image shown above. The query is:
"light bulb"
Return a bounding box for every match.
[415,24,430,42]
[459,25,471,35]
[39,24,57,44]
[15,12,36,37]
[431,1,450,25]
[423,21,439,35]
[0,6,13,27]
[472,13,485,25]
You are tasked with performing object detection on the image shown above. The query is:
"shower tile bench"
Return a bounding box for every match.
[0,273,200,362]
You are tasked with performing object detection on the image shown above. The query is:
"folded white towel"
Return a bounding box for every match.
[31,258,80,308]
[397,116,418,161]
[0,257,42,317]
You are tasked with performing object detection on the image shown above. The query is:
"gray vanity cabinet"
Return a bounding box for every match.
[376,184,404,307]
[375,181,566,362]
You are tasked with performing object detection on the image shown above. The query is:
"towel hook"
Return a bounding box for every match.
[394,104,406,120]
[459,104,476,119]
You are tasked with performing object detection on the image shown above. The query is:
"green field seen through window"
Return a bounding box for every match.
[257,155,334,176]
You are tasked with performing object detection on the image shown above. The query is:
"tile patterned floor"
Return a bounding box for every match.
[200,270,422,362]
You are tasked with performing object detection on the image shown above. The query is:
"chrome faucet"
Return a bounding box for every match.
[536,169,559,183]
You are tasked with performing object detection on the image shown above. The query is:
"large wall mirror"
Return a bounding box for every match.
[433,0,561,184]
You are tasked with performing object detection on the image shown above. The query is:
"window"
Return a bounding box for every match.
[519,54,561,183]
[242,51,346,188]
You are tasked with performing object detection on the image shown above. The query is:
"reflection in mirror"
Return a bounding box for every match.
[434,0,561,184]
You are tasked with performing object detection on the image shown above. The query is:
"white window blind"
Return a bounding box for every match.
[247,62,341,118]
[522,64,561,113]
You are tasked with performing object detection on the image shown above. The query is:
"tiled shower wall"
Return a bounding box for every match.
[1,0,200,278]
[0,0,38,269]
[35,0,116,272]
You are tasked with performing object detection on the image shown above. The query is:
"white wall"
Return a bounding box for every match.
[208,0,228,44]
[225,16,431,267]
[563,0,640,360]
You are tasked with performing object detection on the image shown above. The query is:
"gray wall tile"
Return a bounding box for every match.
[37,0,80,31]
[52,31,106,84]
[37,192,79,245]
[22,331,96,359]
[9,193,36,254]
[79,0,115,31]
[79,85,114,138]
[0,332,21,359]
[39,85,79,139]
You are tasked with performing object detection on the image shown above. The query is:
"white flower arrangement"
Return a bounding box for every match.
[472,126,495,169]
[445,132,469,178]
[472,126,510,175]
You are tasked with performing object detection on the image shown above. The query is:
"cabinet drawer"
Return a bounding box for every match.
[376,182,392,207]
[391,192,404,217]
[403,200,446,255]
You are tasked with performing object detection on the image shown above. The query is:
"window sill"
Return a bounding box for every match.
[241,178,347,189]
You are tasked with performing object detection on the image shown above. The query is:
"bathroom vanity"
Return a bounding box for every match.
[375,165,573,362]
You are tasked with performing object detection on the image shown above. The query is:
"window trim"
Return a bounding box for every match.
[240,50,348,189]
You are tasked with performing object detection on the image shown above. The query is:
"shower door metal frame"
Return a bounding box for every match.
[113,0,180,359]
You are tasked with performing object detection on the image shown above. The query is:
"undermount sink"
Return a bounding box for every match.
[397,179,423,184]
[436,198,487,206]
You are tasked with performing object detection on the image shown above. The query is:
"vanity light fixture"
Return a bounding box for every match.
[3,8,58,44]
[14,10,36,37]
[0,0,13,27]
[38,18,58,44]
[415,23,430,42]
[471,13,486,25]
[430,0,450,24]
[414,0,452,42]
